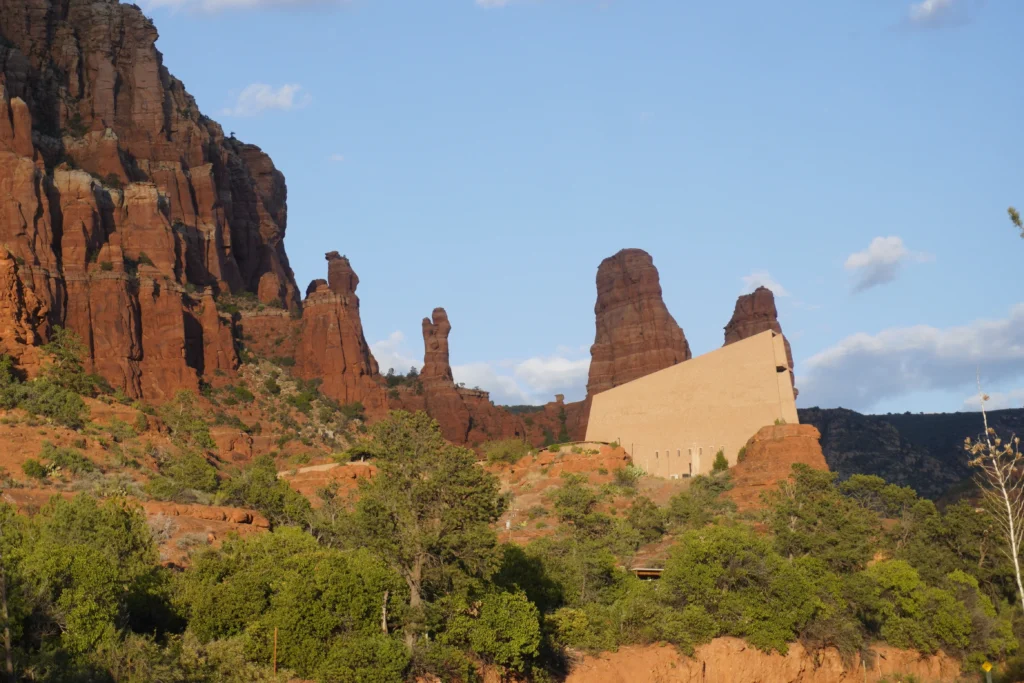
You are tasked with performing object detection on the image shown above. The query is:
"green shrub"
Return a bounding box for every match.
[20,380,89,429]
[615,581,718,653]
[737,446,747,463]
[158,391,215,450]
[40,441,95,475]
[163,451,219,493]
[262,377,281,395]
[99,261,113,271]
[316,634,409,683]
[228,384,255,403]
[106,417,136,442]
[613,464,643,488]
[548,605,618,652]
[22,458,47,480]
[340,402,365,421]
[484,438,531,465]
[221,455,311,527]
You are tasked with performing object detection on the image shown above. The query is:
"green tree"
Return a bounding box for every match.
[852,560,971,654]
[177,529,408,679]
[22,495,163,656]
[316,634,409,683]
[159,390,216,451]
[222,455,311,527]
[666,474,735,530]
[0,505,25,681]
[626,496,666,544]
[440,591,541,674]
[766,465,882,573]
[712,449,729,473]
[41,326,95,396]
[660,525,817,653]
[348,411,505,647]
[0,357,22,410]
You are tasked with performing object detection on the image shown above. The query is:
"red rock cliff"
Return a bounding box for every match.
[0,0,299,397]
[724,286,796,396]
[586,249,691,397]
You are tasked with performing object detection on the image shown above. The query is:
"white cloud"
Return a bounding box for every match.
[844,236,932,293]
[453,363,535,405]
[476,0,514,6]
[370,330,590,406]
[454,353,590,405]
[798,304,1024,411]
[222,84,311,117]
[905,0,982,28]
[515,356,591,395]
[963,389,1024,412]
[909,0,954,24]
[740,271,789,297]
[370,331,421,376]
[329,154,345,163]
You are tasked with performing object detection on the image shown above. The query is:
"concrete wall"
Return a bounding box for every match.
[584,330,798,478]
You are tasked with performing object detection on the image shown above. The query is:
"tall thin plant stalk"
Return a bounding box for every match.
[965,389,1024,614]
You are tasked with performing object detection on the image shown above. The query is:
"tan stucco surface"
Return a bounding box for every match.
[584,330,798,478]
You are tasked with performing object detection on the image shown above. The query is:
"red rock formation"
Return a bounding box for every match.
[295,253,387,415]
[586,249,691,396]
[724,286,796,396]
[726,424,828,512]
[421,308,454,383]
[552,249,691,441]
[388,307,527,445]
[0,0,302,398]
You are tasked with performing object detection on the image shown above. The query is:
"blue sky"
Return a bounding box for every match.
[141,0,1024,414]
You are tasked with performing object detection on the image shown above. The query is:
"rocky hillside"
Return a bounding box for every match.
[799,406,1024,500]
